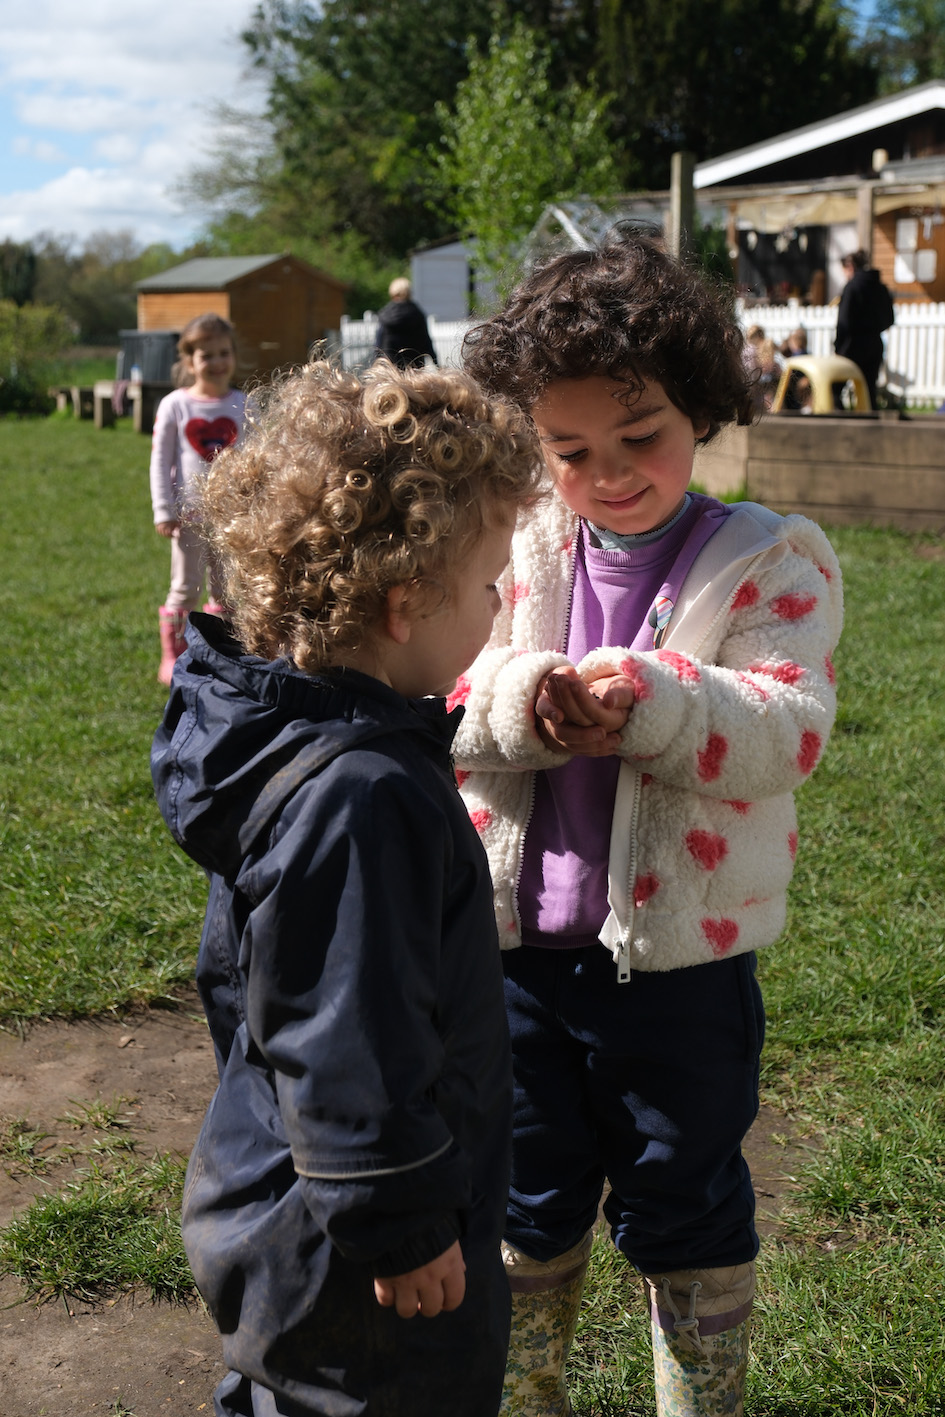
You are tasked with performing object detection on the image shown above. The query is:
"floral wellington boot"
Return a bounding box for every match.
[500,1232,592,1416]
[644,1262,755,1417]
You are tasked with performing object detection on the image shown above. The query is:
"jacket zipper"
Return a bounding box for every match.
[614,767,642,982]
[512,775,537,938]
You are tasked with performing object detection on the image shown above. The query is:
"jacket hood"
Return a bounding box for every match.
[151,613,461,880]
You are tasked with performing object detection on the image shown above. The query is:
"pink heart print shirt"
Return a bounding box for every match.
[149,387,248,525]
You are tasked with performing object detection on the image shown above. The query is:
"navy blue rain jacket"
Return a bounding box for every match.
[151,615,512,1403]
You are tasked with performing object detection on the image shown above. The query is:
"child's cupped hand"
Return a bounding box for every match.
[373,1238,466,1318]
[535,665,633,756]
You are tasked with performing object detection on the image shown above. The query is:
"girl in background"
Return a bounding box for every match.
[150,312,247,685]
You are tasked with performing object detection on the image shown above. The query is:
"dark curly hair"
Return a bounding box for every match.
[200,360,542,672]
[463,227,755,443]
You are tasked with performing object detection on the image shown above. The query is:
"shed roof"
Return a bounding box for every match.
[694,80,945,188]
[136,253,347,292]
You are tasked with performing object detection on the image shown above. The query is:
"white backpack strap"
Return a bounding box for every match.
[661,503,787,657]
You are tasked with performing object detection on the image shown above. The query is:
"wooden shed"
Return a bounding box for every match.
[135,254,349,384]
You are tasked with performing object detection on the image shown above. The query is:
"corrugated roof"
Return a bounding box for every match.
[136,255,284,291]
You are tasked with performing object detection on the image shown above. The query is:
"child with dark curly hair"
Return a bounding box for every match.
[456,229,844,1417]
[151,359,543,1417]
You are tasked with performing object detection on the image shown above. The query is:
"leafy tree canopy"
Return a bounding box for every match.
[0,241,38,307]
[595,0,879,188]
[232,0,615,268]
[31,232,206,345]
[181,0,882,292]
[0,299,74,414]
[865,0,945,91]
[240,0,497,257]
[435,17,619,291]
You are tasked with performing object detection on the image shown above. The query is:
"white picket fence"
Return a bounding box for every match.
[333,315,471,372]
[338,302,945,407]
[737,299,945,407]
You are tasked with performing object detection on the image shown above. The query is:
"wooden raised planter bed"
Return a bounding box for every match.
[693,415,945,534]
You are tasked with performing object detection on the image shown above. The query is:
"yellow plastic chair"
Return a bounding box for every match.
[770,355,870,414]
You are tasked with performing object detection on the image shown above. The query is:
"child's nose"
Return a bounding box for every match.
[596,450,632,485]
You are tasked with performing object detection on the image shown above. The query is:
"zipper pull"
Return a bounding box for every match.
[617,938,632,984]
[647,594,674,650]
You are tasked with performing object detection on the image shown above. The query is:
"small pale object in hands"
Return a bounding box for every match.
[534,665,631,757]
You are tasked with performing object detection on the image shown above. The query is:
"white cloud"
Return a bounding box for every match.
[0,1,264,246]
[18,92,152,136]
[12,134,66,163]
[0,3,256,103]
[94,133,142,165]
[0,167,195,247]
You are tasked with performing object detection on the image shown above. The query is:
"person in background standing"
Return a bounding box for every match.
[834,251,895,409]
[741,325,766,415]
[374,277,439,368]
[778,328,812,412]
[755,337,783,411]
[779,327,808,360]
[149,313,247,686]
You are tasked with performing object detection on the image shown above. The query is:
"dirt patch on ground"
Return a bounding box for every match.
[0,993,222,1416]
[0,993,810,1416]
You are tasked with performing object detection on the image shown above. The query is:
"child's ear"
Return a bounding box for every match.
[384,585,413,645]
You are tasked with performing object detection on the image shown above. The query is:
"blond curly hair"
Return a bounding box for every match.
[200,360,542,672]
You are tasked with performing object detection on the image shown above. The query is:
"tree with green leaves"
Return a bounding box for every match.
[205,0,611,295]
[241,0,498,259]
[595,0,879,189]
[865,0,945,91]
[0,299,73,414]
[183,0,878,298]
[32,232,203,345]
[435,18,619,292]
[0,241,38,308]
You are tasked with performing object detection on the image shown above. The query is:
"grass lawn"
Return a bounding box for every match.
[1,413,944,1411]
[46,350,120,387]
[0,414,205,1019]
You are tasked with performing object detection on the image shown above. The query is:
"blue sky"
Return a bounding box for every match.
[0,1,262,250]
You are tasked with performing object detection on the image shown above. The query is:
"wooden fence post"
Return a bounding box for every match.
[668,152,696,259]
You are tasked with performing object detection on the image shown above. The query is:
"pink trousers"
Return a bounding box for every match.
[165,524,225,612]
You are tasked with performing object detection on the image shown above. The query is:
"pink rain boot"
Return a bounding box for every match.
[201,601,228,617]
[158,606,188,686]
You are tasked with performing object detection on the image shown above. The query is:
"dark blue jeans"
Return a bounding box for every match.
[503,945,764,1273]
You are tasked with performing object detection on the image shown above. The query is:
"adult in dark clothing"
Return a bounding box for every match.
[834,250,895,409]
[374,277,438,367]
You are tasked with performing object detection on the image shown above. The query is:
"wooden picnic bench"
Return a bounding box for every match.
[48,385,95,419]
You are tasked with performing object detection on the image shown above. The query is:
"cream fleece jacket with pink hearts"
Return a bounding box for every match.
[451,495,843,976]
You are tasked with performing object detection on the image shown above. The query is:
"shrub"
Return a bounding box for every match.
[0,299,73,415]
